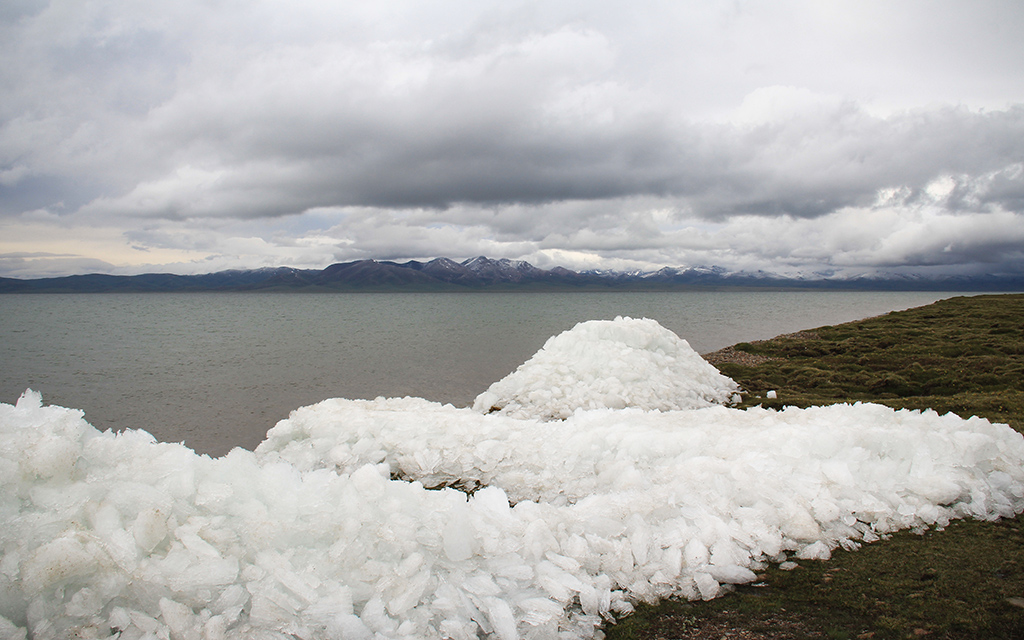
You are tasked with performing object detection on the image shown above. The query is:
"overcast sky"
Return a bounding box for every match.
[2,0,1023,279]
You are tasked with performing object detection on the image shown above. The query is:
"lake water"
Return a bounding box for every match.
[0,290,974,455]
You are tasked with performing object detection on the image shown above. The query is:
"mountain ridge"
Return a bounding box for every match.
[1,256,1022,292]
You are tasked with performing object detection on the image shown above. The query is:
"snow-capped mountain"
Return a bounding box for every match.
[1,257,1021,292]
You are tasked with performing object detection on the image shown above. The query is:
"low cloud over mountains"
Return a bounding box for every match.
[3,256,1021,293]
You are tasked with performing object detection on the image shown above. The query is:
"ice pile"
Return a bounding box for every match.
[473,318,740,419]
[2,318,1024,640]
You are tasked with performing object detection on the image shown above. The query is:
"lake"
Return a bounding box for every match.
[0,290,974,455]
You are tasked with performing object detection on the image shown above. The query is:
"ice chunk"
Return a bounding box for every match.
[443,510,474,562]
[519,597,563,626]
[24,435,79,480]
[708,564,757,585]
[132,508,169,552]
[159,598,198,640]
[328,614,374,640]
[796,541,833,561]
[20,534,99,593]
[0,616,26,640]
[781,504,822,541]
[483,597,518,640]
[683,539,709,567]
[693,572,720,600]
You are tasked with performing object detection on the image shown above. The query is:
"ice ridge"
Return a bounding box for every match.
[1,317,1023,640]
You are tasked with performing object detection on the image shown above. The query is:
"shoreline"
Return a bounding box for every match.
[611,293,1024,640]
[701,330,820,367]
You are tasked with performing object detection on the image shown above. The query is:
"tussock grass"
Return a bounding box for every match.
[606,294,1024,640]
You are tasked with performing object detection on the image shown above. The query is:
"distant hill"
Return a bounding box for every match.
[1,257,1022,292]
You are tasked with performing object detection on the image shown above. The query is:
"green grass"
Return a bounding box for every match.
[720,294,1024,432]
[605,294,1024,640]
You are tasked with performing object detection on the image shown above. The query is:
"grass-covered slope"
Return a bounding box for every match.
[607,293,1024,640]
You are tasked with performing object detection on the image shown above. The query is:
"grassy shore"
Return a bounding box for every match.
[606,293,1024,640]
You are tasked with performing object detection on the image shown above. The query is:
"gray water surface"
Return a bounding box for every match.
[0,290,971,455]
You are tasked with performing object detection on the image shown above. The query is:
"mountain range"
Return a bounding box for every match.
[1,257,1022,293]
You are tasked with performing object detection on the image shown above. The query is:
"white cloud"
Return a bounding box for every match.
[726,86,849,126]
[2,0,1024,278]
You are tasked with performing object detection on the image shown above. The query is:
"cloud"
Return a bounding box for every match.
[2,0,1024,278]
[0,252,118,279]
[66,97,1024,226]
[62,188,1018,282]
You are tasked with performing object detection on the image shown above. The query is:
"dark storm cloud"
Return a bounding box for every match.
[690,105,1024,218]
[99,98,1023,222]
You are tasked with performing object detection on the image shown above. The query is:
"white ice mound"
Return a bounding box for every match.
[5,388,1024,640]
[473,316,740,419]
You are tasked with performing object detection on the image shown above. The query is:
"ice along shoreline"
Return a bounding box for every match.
[2,310,1023,639]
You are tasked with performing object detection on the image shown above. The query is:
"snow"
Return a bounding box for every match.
[1,317,1023,640]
